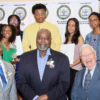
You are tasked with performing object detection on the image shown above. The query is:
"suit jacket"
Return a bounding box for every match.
[17,49,70,100]
[71,63,100,100]
[0,60,18,100]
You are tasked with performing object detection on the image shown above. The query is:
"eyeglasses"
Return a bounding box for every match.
[89,19,99,23]
[10,20,18,23]
[81,52,94,59]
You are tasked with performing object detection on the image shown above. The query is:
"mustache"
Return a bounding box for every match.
[37,43,48,46]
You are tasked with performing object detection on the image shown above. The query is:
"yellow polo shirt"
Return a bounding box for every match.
[22,20,62,52]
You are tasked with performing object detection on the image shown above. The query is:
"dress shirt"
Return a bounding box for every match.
[83,63,96,87]
[22,20,62,52]
[33,48,51,100]
[0,60,8,88]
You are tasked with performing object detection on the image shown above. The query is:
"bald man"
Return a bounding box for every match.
[18,29,70,100]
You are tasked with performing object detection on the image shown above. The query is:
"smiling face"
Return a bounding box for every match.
[36,29,51,52]
[89,15,100,29]
[34,9,46,23]
[9,16,19,28]
[81,46,96,70]
[1,26,12,39]
[68,20,76,35]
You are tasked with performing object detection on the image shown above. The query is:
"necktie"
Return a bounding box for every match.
[0,65,7,89]
[84,69,91,94]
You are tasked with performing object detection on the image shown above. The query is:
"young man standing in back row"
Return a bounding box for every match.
[22,3,62,52]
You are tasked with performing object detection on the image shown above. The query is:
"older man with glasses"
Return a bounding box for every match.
[71,44,100,100]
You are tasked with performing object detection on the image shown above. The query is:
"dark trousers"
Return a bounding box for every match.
[67,68,78,100]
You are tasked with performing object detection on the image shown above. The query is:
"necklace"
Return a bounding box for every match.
[1,42,10,51]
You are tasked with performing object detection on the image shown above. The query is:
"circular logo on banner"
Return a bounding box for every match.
[79,5,92,20]
[13,7,27,20]
[57,5,71,20]
[0,8,5,21]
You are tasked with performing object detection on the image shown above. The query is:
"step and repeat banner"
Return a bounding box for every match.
[0,0,98,42]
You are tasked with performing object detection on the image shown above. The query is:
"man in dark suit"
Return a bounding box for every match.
[17,29,70,100]
[71,44,100,100]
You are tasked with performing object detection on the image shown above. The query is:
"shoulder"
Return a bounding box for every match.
[75,68,85,78]
[24,23,35,30]
[86,31,93,37]
[51,49,69,60]
[2,60,14,71]
[21,49,37,58]
[78,36,84,45]
[45,21,58,28]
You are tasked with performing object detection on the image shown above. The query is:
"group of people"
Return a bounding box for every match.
[0,3,100,100]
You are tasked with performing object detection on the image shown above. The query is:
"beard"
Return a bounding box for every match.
[37,43,49,51]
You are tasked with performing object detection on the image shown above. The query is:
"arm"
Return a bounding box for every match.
[10,67,18,100]
[17,55,38,100]
[22,28,31,52]
[71,73,78,100]
[70,36,84,67]
[70,57,81,67]
[46,56,70,100]
[52,26,62,51]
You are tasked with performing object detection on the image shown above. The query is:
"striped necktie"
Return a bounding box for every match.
[0,65,7,89]
[84,69,91,94]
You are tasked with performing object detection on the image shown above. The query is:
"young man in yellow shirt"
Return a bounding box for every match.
[22,3,62,52]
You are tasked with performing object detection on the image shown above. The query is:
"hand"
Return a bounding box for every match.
[14,58,20,62]
[36,94,49,100]
[29,45,31,49]
[70,64,73,67]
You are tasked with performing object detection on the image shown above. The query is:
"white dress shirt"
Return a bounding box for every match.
[0,60,8,88]
[83,63,96,87]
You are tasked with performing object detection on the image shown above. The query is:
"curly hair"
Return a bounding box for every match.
[64,18,81,44]
[32,3,46,14]
[0,24,16,43]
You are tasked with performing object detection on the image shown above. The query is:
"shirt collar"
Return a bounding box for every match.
[35,20,46,26]
[86,63,97,74]
[37,48,51,57]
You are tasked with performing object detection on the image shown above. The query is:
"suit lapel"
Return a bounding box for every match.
[88,63,100,95]
[1,60,11,91]
[80,68,87,97]
[41,49,54,83]
[31,50,41,83]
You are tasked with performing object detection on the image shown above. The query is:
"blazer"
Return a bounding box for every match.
[17,49,70,100]
[85,31,100,62]
[0,60,18,100]
[71,63,100,100]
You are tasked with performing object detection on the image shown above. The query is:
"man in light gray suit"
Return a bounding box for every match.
[0,42,18,100]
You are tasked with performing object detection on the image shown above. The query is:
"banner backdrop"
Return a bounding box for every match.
[0,0,98,42]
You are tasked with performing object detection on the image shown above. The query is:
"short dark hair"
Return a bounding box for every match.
[89,12,100,20]
[64,18,81,44]
[0,24,16,43]
[32,3,46,14]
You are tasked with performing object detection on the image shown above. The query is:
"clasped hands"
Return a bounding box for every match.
[36,94,49,100]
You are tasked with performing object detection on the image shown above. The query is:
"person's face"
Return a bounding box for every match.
[36,30,51,51]
[9,16,19,28]
[89,15,100,29]
[0,43,2,56]
[81,47,96,70]
[34,9,46,23]
[1,26,12,39]
[68,20,76,35]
